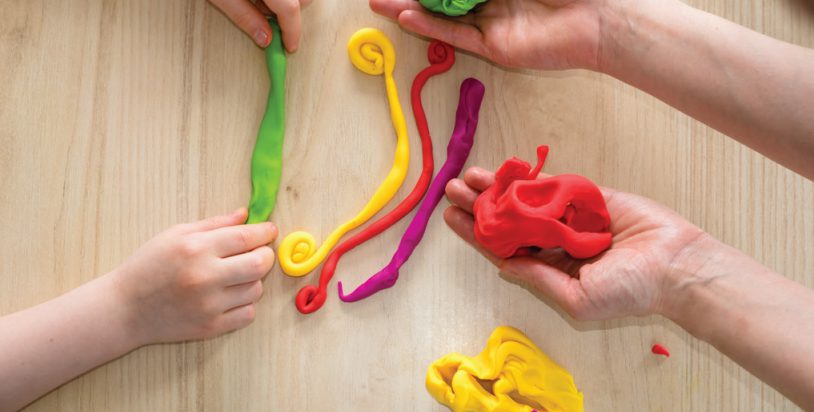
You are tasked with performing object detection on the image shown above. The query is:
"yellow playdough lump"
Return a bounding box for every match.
[426,326,583,412]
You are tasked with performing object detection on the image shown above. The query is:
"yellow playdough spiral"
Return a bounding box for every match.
[278,28,410,277]
[426,326,584,412]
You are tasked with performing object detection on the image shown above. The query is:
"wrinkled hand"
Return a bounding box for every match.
[444,167,707,320]
[209,0,312,51]
[369,0,604,70]
[113,208,277,344]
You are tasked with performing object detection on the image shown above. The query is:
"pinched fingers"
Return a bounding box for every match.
[210,303,258,335]
[262,0,305,51]
[210,0,274,47]
[221,280,265,311]
[220,245,276,286]
[208,222,278,257]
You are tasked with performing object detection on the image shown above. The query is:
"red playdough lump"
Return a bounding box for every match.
[473,146,612,259]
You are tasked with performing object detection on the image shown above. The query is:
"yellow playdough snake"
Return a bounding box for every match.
[426,326,584,412]
[278,28,410,277]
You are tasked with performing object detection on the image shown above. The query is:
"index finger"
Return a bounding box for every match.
[264,0,302,52]
[207,222,278,257]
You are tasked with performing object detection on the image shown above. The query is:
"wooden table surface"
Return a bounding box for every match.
[2,0,813,410]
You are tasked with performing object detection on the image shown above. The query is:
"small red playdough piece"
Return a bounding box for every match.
[473,146,612,259]
[651,344,670,358]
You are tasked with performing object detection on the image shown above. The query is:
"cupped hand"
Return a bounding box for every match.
[444,167,707,320]
[208,0,312,51]
[113,208,277,344]
[369,0,604,70]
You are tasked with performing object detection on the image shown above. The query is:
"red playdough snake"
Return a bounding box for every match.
[295,41,455,314]
[473,146,612,259]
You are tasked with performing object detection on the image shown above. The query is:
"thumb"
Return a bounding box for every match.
[500,256,588,320]
[211,0,273,47]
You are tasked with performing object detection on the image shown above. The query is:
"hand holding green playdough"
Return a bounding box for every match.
[419,0,488,16]
[246,19,287,224]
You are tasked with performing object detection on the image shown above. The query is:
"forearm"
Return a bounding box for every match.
[0,272,141,410]
[598,0,814,179]
[662,234,814,410]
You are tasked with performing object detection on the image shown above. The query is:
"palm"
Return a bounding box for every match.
[515,190,705,319]
[444,168,705,321]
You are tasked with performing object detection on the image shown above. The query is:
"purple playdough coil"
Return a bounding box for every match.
[338,78,486,302]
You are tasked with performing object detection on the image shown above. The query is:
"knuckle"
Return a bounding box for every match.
[242,305,257,323]
[233,9,257,29]
[201,297,222,316]
[200,320,222,338]
[251,252,271,275]
[178,238,205,258]
[278,0,299,15]
[234,230,252,251]
[178,271,206,290]
[251,281,264,301]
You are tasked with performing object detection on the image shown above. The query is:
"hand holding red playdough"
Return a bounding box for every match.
[473,146,612,259]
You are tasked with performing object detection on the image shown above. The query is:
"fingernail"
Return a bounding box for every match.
[254,30,269,47]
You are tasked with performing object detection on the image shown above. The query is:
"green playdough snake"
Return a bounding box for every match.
[246,20,286,224]
[419,0,488,16]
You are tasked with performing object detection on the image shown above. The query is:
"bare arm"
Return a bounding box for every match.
[599,0,814,178]
[665,234,814,410]
[371,0,814,179]
[0,209,275,411]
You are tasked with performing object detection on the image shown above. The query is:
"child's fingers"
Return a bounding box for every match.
[265,0,302,52]
[209,222,278,257]
[445,178,480,213]
[398,10,488,58]
[443,206,502,266]
[219,245,275,285]
[500,256,591,320]
[180,208,247,233]
[210,0,273,47]
[215,303,257,333]
[221,280,265,311]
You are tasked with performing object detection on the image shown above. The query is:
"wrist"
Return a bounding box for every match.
[101,269,151,349]
[595,0,685,77]
[657,232,754,343]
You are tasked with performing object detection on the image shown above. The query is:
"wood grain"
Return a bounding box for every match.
[1,0,812,410]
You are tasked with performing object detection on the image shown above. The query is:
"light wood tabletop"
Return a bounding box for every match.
[2,0,813,410]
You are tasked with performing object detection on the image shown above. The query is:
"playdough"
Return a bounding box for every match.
[473,146,612,259]
[246,19,286,224]
[420,0,488,16]
[295,41,455,314]
[426,326,583,412]
[278,28,410,277]
[651,344,670,358]
[338,78,485,302]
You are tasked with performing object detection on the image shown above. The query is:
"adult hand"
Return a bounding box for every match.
[209,0,312,51]
[444,166,707,320]
[369,0,604,70]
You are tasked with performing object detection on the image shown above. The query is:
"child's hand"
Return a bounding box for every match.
[369,0,604,70]
[112,208,277,344]
[209,0,312,51]
[444,167,708,320]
